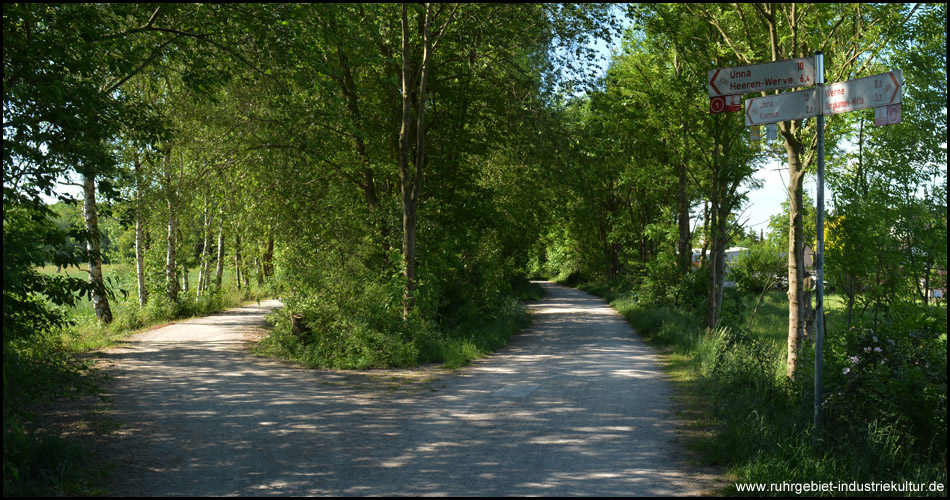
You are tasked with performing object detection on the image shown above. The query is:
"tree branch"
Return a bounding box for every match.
[688,4,752,64]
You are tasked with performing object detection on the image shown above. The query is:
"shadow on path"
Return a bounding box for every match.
[100,286,719,496]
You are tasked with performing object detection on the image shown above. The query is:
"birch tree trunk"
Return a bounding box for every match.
[215,219,225,288]
[134,152,148,306]
[166,196,179,302]
[182,262,189,294]
[83,173,113,323]
[234,233,243,290]
[164,149,179,303]
[197,196,211,296]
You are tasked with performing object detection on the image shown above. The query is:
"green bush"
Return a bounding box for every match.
[824,322,947,465]
[3,325,102,496]
[728,243,784,296]
[613,295,703,352]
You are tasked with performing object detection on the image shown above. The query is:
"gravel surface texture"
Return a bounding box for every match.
[99,282,719,496]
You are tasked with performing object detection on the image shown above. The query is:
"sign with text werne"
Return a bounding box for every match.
[708,57,815,97]
[744,88,818,126]
[821,70,902,116]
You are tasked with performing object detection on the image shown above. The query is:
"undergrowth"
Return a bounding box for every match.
[254,280,545,370]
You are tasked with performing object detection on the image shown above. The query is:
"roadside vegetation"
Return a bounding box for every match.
[254,277,544,370]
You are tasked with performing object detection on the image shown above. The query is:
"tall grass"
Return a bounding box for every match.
[38,264,263,353]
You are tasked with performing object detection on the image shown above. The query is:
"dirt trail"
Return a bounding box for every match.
[98,284,720,496]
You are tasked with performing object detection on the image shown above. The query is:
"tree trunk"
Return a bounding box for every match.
[678,161,692,275]
[134,152,148,306]
[706,255,719,329]
[135,205,147,305]
[255,255,264,286]
[714,213,728,320]
[215,219,225,289]
[234,233,243,290]
[762,4,808,379]
[700,200,709,268]
[182,264,189,295]
[83,173,113,323]
[398,2,432,319]
[161,146,179,303]
[263,233,274,277]
[706,178,720,330]
[783,136,807,378]
[166,196,179,302]
[331,18,381,214]
[197,196,211,296]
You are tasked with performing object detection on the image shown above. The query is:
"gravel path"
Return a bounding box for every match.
[99,282,719,496]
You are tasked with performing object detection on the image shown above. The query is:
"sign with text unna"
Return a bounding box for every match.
[708,57,815,97]
[745,88,818,126]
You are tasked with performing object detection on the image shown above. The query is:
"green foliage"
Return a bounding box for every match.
[3,204,90,339]
[3,427,94,497]
[257,293,533,371]
[728,243,784,296]
[2,202,97,495]
[2,318,102,496]
[824,318,947,463]
[614,296,704,352]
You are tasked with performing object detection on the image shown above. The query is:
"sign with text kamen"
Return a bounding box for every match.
[708,57,815,97]
[744,88,818,126]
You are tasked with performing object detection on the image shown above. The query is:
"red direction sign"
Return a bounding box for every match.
[710,94,741,114]
[821,71,902,116]
[708,57,815,97]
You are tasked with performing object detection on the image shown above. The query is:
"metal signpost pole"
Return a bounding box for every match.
[814,51,826,439]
